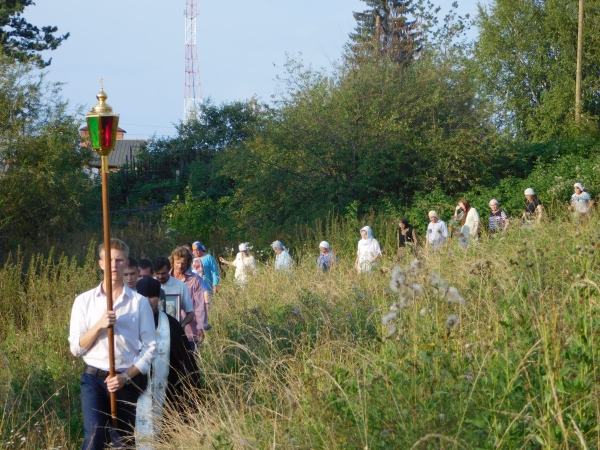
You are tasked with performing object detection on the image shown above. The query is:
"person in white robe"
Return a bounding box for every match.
[354,226,382,273]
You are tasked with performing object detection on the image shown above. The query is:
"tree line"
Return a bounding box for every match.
[1,0,600,248]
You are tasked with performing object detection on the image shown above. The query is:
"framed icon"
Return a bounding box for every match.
[163,294,181,322]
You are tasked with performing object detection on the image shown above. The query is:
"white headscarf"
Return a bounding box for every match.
[271,240,285,250]
[239,243,250,252]
[359,226,374,245]
[574,183,584,192]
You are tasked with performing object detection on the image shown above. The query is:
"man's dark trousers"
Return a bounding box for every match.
[80,372,141,450]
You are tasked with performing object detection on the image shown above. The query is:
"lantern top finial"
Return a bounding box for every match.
[90,85,114,115]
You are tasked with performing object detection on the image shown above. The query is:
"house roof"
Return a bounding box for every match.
[89,139,146,168]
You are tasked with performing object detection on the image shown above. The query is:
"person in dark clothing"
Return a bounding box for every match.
[135,278,201,447]
[523,188,543,223]
[396,218,418,260]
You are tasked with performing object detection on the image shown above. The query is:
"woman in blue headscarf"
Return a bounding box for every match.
[354,226,382,273]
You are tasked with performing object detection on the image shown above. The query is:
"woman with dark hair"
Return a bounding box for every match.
[454,197,480,243]
[522,188,543,223]
[396,218,418,259]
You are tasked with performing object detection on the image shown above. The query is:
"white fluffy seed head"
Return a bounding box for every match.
[385,322,397,338]
[381,312,398,325]
[446,286,465,305]
[389,278,403,293]
[446,314,460,330]
[391,267,406,284]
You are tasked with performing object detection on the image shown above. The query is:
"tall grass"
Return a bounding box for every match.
[160,212,600,449]
[1,210,599,448]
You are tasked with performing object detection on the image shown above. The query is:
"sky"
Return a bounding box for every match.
[26,0,482,139]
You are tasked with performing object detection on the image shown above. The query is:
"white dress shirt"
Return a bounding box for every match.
[159,275,193,314]
[68,283,157,374]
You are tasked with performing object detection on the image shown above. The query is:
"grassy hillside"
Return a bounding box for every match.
[1,211,599,449]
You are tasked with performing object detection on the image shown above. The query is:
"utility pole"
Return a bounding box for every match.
[575,0,584,125]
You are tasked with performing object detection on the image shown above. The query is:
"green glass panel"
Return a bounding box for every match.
[86,116,100,149]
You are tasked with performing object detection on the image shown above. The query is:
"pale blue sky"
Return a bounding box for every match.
[26,0,481,139]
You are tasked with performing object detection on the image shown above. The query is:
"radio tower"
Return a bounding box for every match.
[184,0,202,122]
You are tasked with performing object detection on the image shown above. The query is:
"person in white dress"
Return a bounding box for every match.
[454,197,479,245]
[425,211,449,251]
[354,226,382,273]
[271,240,293,272]
[219,243,258,286]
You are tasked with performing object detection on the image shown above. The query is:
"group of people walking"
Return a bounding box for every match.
[67,183,593,449]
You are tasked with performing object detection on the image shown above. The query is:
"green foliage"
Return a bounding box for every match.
[162,189,239,245]
[136,98,259,171]
[0,59,95,242]
[0,0,69,67]
[217,52,494,234]
[472,0,600,140]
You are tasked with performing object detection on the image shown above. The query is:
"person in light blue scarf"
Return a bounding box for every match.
[271,240,293,272]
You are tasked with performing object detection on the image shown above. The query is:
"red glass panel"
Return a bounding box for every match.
[100,116,115,148]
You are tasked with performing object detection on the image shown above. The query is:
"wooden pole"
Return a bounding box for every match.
[575,0,584,125]
[101,154,118,427]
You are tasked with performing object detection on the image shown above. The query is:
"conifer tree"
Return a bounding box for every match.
[350,0,422,64]
[0,0,69,67]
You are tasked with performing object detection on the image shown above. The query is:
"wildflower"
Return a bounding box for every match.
[464,374,473,383]
[381,312,398,325]
[433,280,449,297]
[389,302,400,312]
[446,314,459,330]
[409,283,424,297]
[429,271,441,286]
[385,322,397,339]
[392,266,406,284]
[410,259,423,273]
[419,308,427,317]
[445,287,465,305]
[389,277,403,293]
[439,413,446,420]
[464,343,474,351]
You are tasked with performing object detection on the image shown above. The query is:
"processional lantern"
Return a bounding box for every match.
[85,80,120,426]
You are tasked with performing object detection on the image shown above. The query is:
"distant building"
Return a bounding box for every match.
[79,125,146,172]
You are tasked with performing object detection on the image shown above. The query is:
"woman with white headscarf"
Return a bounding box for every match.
[522,188,543,223]
[219,243,257,286]
[271,240,293,272]
[355,226,382,273]
[569,183,593,218]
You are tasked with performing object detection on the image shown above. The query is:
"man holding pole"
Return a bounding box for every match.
[69,239,157,449]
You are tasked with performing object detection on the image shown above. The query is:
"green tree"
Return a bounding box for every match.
[135,99,259,198]
[217,52,494,233]
[350,0,422,64]
[0,0,69,67]
[473,0,600,140]
[0,59,94,240]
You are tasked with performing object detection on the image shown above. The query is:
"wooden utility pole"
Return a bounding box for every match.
[575,0,584,125]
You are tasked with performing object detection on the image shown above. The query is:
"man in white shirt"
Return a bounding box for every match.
[425,210,449,251]
[152,256,195,328]
[68,239,157,450]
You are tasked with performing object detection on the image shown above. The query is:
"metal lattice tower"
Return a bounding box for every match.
[184,0,202,122]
